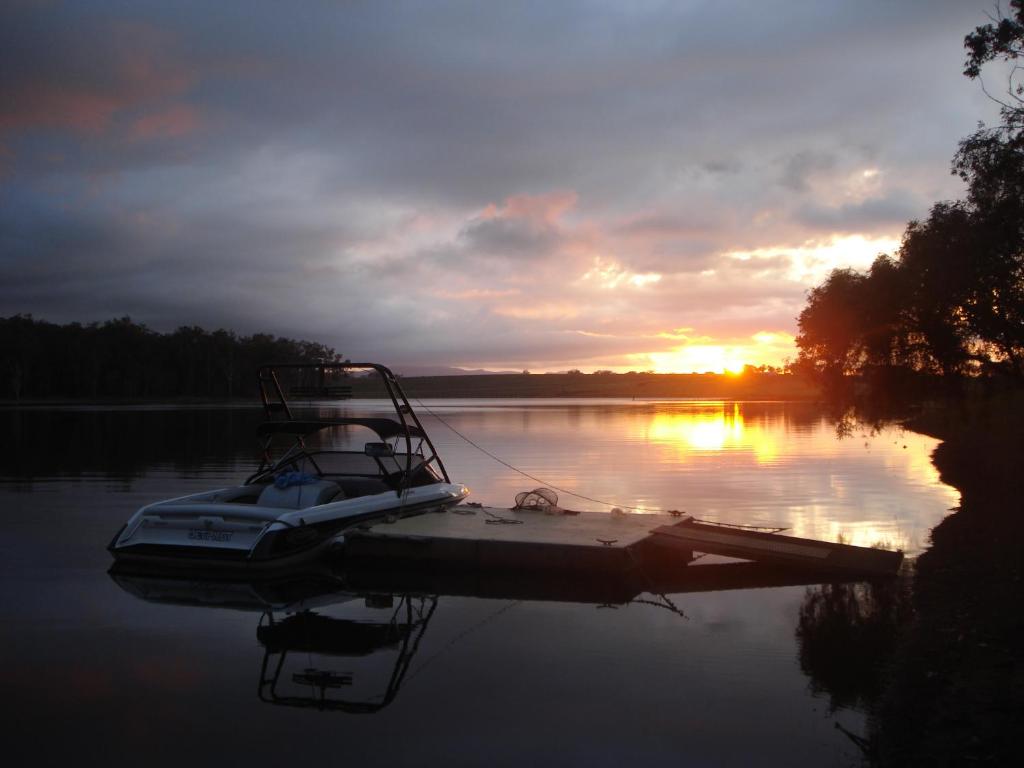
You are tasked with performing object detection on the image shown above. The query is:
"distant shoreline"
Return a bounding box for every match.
[0,372,820,405]
[352,371,820,400]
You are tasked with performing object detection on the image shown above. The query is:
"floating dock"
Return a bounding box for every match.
[342,505,903,577]
[649,519,903,575]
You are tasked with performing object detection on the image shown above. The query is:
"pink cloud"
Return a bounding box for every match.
[109,22,192,96]
[479,190,578,225]
[0,21,195,138]
[131,104,202,140]
[434,287,522,300]
[0,83,125,134]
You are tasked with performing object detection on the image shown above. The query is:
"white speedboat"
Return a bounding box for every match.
[108,362,468,569]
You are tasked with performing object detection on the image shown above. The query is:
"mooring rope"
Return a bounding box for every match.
[415,398,652,511]
[414,398,788,533]
[404,599,521,685]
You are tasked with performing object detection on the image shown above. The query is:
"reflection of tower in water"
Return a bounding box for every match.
[257,594,438,713]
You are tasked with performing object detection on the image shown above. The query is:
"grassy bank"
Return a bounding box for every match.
[873,393,1024,765]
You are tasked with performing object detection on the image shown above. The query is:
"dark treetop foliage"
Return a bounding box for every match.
[796,3,1024,389]
[0,315,343,400]
[963,1,1024,83]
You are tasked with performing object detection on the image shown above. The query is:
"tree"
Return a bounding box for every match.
[795,268,871,384]
[963,0,1024,123]
[957,2,1024,374]
[859,254,912,372]
[795,4,1024,386]
[898,204,977,375]
[796,255,915,387]
[0,315,344,399]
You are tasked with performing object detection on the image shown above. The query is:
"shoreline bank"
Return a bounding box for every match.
[874,395,1024,765]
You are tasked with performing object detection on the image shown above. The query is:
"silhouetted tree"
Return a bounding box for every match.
[0,315,342,399]
[963,2,1024,107]
[898,204,978,376]
[795,268,872,389]
[957,1,1024,375]
[796,5,1024,388]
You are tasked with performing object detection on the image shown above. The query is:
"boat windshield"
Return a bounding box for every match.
[251,362,450,492]
[251,423,441,493]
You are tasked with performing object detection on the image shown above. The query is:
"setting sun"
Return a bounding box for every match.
[634,330,797,374]
[724,360,746,375]
[648,345,747,374]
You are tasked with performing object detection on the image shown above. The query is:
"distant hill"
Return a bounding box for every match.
[391,365,516,377]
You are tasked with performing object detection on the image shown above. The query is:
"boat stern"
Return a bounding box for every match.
[109,493,283,563]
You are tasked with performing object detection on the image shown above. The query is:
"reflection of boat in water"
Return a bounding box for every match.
[108,363,467,570]
[109,555,875,715]
[110,562,436,713]
[258,595,437,713]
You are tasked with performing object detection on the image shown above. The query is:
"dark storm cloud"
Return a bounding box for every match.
[3,0,985,197]
[459,214,562,262]
[778,151,839,193]
[796,189,925,235]
[0,0,1001,369]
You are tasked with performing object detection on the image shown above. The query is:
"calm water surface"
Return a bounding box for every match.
[1,400,957,766]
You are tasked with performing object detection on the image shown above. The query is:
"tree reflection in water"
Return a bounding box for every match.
[796,575,913,715]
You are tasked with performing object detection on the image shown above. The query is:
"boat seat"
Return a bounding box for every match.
[338,477,391,497]
[257,480,342,509]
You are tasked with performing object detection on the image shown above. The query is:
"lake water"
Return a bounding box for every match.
[1,400,958,766]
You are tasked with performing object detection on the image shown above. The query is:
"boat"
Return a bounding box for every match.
[108,362,468,569]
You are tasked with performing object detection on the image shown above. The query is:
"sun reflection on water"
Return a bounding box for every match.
[618,402,959,553]
[643,403,779,463]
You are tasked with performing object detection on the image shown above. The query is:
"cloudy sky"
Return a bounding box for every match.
[0,0,1002,372]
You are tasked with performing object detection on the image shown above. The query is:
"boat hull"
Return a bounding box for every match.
[109,483,469,571]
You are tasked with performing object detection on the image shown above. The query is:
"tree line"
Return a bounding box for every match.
[0,314,343,400]
[796,5,1024,393]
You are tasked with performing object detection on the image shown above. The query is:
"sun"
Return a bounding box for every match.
[638,330,796,374]
[648,345,747,374]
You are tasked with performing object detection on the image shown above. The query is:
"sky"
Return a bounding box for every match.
[0,0,1004,373]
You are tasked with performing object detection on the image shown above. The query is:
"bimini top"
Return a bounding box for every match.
[256,418,427,441]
